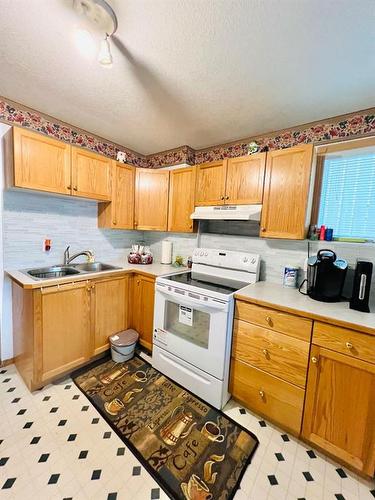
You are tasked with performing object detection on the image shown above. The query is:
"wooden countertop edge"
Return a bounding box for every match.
[234,293,375,336]
[6,267,163,289]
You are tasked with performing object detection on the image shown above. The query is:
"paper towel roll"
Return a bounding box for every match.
[161,240,173,264]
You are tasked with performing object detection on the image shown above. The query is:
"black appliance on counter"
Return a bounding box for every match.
[307,249,348,302]
[350,261,373,313]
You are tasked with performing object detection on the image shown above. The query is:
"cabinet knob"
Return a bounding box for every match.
[259,390,265,398]
[266,316,272,326]
[137,280,140,285]
[73,186,78,191]
[261,227,266,232]
[346,341,353,350]
[311,356,318,364]
[262,348,269,357]
[221,196,225,200]
[113,220,117,225]
[67,185,72,190]
[225,195,229,200]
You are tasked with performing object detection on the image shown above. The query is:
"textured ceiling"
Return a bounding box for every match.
[0,0,374,154]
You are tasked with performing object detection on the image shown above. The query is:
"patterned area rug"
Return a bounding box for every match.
[73,356,258,500]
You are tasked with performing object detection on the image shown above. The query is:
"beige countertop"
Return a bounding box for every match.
[6,260,187,289]
[235,281,375,335]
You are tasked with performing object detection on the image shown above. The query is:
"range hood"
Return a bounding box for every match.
[191,204,262,221]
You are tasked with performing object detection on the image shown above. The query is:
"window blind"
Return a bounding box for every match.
[318,151,375,239]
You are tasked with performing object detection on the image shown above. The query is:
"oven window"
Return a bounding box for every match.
[164,300,210,349]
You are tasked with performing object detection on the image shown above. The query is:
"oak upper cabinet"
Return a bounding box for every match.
[91,275,130,356]
[71,146,112,201]
[8,126,71,195]
[168,166,196,232]
[131,274,155,351]
[226,153,266,204]
[135,168,170,231]
[302,345,375,476]
[98,161,135,229]
[260,144,313,239]
[35,282,91,383]
[195,160,227,206]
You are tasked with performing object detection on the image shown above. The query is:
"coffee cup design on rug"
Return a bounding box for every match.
[201,421,225,443]
[181,474,213,500]
[160,405,196,446]
[104,398,124,416]
[132,370,148,383]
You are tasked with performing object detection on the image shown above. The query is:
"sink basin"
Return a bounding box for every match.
[26,266,81,280]
[71,262,120,272]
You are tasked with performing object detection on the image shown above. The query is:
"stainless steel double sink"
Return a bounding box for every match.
[23,262,121,280]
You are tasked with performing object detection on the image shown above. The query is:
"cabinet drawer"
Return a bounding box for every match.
[230,358,304,435]
[235,300,312,341]
[232,320,309,387]
[313,322,375,364]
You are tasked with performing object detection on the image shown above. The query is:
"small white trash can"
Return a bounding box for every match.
[109,329,139,363]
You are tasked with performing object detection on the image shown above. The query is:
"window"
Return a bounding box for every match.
[315,140,375,240]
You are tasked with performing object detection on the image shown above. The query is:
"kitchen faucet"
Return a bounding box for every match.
[63,245,95,265]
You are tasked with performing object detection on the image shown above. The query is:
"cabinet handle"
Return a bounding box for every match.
[113,220,117,225]
[311,356,318,364]
[266,316,272,326]
[73,186,78,191]
[259,390,265,398]
[67,185,72,190]
[261,227,266,232]
[220,196,225,200]
[225,196,229,200]
[262,349,269,357]
[346,341,353,350]
[136,280,141,285]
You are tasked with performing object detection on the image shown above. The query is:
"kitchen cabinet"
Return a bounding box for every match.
[168,166,196,232]
[6,126,71,195]
[135,168,170,230]
[91,275,130,355]
[195,160,227,206]
[302,345,375,476]
[260,144,313,239]
[225,154,266,204]
[34,282,91,383]
[71,146,112,201]
[195,153,266,206]
[98,161,135,229]
[131,274,155,351]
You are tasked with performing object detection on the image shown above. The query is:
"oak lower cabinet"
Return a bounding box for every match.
[130,274,155,351]
[260,144,313,239]
[168,166,196,232]
[302,345,375,477]
[98,161,135,229]
[135,168,170,230]
[5,126,71,195]
[91,275,130,355]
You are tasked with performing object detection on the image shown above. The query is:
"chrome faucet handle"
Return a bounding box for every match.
[63,245,70,265]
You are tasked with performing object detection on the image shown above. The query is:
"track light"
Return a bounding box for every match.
[98,35,113,66]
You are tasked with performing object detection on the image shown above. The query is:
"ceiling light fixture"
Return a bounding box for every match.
[73,0,118,66]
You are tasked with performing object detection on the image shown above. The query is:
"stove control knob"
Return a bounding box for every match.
[242,257,249,263]
[204,251,208,256]
[200,250,204,256]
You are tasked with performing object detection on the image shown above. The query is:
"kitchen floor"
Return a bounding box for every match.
[0,364,374,500]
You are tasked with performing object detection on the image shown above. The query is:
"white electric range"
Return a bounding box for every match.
[152,248,260,409]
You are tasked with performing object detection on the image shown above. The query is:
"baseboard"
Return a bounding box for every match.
[0,357,14,367]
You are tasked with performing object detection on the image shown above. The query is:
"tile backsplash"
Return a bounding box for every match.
[3,190,139,270]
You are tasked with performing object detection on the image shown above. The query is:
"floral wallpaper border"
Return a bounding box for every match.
[0,97,374,169]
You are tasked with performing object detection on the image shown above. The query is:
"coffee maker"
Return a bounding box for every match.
[307,249,348,302]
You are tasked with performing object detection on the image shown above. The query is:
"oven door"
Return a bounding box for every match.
[153,284,231,380]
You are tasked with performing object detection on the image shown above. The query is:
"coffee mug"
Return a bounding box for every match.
[181,474,212,500]
[104,398,124,416]
[201,421,225,443]
[132,370,147,383]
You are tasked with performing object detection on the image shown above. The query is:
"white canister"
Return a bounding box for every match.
[161,240,173,264]
[283,265,298,288]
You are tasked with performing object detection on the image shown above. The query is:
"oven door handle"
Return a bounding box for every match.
[156,285,228,311]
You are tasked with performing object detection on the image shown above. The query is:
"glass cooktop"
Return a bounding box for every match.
[164,271,247,295]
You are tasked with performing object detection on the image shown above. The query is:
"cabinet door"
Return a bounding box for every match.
[131,274,155,351]
[71,146,112,201]
[168,166,196,232]
[12,127,71,195]
[135,169,169,230]
[36,282,91,382]
[92,275,129,355]
[302,345,375,476]
[98,162,135,229]
[226,153,266,204]
[260,144,313,239]
[195,160,227,206]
